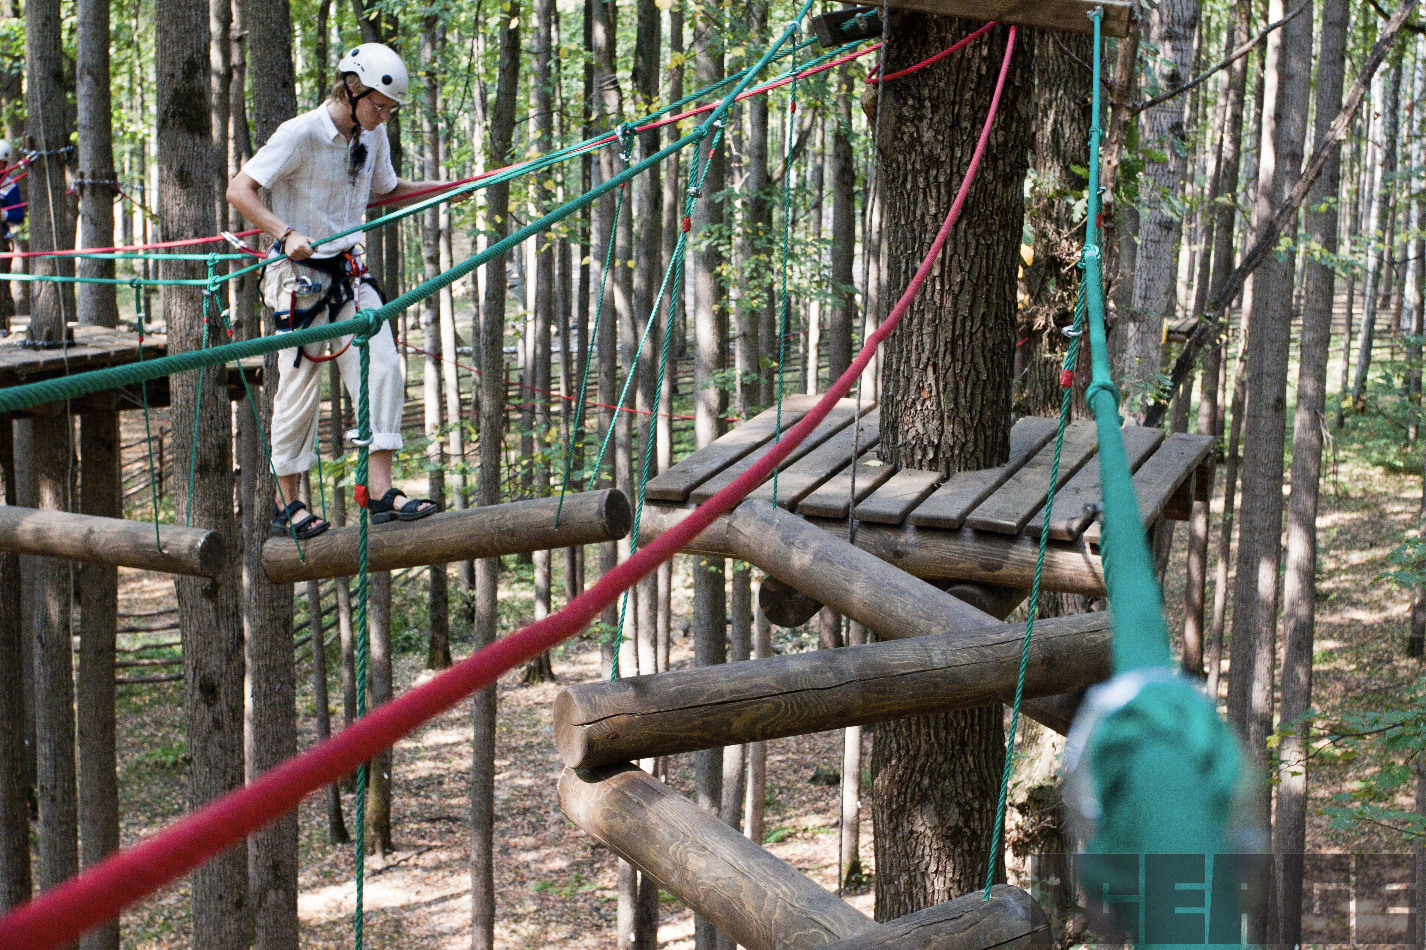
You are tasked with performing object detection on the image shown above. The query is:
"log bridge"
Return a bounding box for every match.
[553,395,1211,949]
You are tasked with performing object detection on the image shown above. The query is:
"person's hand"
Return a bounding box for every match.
[447,183,474,204]
[284,231,314,261]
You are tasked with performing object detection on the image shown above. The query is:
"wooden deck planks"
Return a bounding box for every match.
[963,419,1099,535]
[1031,425,1165,541]
[644,394,821,502]
[746,408,881,509]
[853,468,942,524]
[1081,432,1214,545]
[689,400,862,504]
[796,446,898,520]
[906,416,1058,530]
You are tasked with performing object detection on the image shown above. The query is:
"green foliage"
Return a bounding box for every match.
[530,872,602,898]
[1310,688,1426,843]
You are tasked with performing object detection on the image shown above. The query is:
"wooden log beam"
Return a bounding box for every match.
[554,610,1111,767]
[560,764,880,950]
[873,0,1132,37]
[0,505,225,577]
[642,503,1106,596]
[262,489,631,584]
[817,886,1051,950]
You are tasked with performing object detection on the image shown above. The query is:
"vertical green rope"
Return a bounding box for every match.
[609,130,715,678]
[554,172,628,526]
[983,283,1086,899]
[351,321,374,950]
[185,257,220,527]
[132,280,163,550]
[771,34,800,507]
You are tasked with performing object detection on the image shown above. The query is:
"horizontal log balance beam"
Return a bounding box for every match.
[641,502,1107,596]
[262,489,631,584]
[555,609,1110,767]
[560,763,1049,950]
[565,500,1108,761]
[0,505,225,578]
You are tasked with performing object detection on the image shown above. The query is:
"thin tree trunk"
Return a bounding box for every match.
[1226,0,1313,780]
[421,14,451,672]
[306,572,348,843]
[365,571,394,855]
[1118,0,1200,418]
[158,0,250,942]
[470,8,519,947]
[691,8,728,946]
[0,423,29,913]
[1273,1,1347,941]
[840,621,866,888]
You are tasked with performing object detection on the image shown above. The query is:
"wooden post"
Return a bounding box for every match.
[560,764,880,950]
[641,502,1107,596]
[0,505,225,577]
[261,489,631,584]
[554,611,1110,767]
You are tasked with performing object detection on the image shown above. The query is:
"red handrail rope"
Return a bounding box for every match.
[0,25,1013,950]
[0,228,263,260]
[867,20,995,84]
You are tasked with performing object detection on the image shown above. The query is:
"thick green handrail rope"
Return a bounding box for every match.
[771,35,801,507]
[1061,13,1244,943]
[554,153,629,526]
[982,283,1086,900]
[609,124,723,677]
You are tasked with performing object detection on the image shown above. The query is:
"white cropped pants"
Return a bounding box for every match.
[268,280,404,477]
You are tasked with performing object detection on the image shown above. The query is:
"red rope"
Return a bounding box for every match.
[0,228,262,260]
[0,27,1014,950]
[867,21,996,84]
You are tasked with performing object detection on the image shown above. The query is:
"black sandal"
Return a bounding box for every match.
[368,487,439,525]
[271,500,331,540]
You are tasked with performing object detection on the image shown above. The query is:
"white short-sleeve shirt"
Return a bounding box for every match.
[241,104,398,259]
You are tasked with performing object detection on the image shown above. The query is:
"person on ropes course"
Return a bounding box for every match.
[0,140,24,244]
[228,42,459,540]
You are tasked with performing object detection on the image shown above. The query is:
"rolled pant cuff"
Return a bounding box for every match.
[271,450,319,478]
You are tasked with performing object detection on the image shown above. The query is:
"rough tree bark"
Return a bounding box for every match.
[470,7,519,947]
[873,17,1033,917]
[1117,0,1201,418]
[0,424,30,913]
[1225,0,1313,778]
[1273,1,1348,942]
[156,0,250,943]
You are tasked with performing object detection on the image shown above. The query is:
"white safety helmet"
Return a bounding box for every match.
[337,43,409,107]
[0,140,13,163]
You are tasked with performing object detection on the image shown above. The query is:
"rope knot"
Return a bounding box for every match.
[354,307,385,345]
[1085,378,1120,414]
[1081,244,1102,264]
[616,122,636,161]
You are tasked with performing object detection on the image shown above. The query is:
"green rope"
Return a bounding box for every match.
[183,257,222,527]
[983,283,1085,899]
[609,125,720,678]
[771,34,801,507]
[351,331,374,950]
[132,280,162,550]
[554,148,629,526]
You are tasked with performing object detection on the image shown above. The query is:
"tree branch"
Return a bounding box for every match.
[1144,0,1421,428]
[1132,0,1310,115]
[1366,0,1426,34]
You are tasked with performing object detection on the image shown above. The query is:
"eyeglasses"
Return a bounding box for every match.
[367,97,400,117]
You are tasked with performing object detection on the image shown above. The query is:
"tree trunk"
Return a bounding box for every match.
[470,7,519,946]
[0,423,31,913]
[1273,1,1348,942]
[828,66,857,385]
[157,0,251,943]
[421,14,451,672]
[872,18,1032,918]
[306,573,348,843]
[1117,0,1200,418]
[1350,51,1403,409]
[691,9,728,947]
[1226,0,1313,780]
[243,3,301,943]
[840,621,866,888]
[365,571,394,855]
[75,2,122,947]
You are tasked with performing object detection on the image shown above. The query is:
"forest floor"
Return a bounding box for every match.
[104,349,1423,949]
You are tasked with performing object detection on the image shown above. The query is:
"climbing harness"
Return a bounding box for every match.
[262,246,380,366]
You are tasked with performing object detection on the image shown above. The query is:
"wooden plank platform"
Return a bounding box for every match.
[873,0,1132,37]
[1164,314,1199,343]
[689,399,863,504]
[650,398,1214,596]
